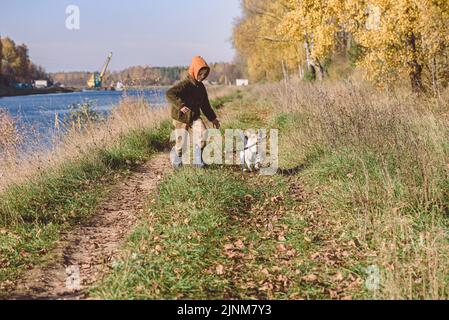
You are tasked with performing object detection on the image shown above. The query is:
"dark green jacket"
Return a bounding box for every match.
[166,76,217,125]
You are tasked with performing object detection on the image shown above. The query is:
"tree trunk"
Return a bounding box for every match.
[304,40,326,81]
[281,60,289,84]
[298,64,304,80]
[431,57,439,97]
[314,61,325,81]
[304,40,316,80]
[406,32,424,93]
[346,32,352,52]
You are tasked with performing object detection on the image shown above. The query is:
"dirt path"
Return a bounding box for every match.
[9,153,172,300]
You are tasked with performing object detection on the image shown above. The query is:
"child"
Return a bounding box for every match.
[166,56,221,168]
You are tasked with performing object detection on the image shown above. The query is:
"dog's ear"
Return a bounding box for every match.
[246,129,258,139]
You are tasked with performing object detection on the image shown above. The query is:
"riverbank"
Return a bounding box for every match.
[0,85,77,98]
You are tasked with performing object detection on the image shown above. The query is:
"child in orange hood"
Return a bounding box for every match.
[166,56,221,168]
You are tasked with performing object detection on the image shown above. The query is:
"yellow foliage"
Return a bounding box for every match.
[233,0,449,91]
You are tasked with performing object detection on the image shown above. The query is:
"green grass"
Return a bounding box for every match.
[92,90,366,300]
[93,167,317,299]
[94,84,449,300]
[4,84,446,299]
[0,120,172,293]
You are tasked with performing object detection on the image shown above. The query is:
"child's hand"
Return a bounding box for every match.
[180,106,190,114]
[212,119,221,129]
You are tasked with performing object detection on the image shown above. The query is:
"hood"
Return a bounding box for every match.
[188,56,210,82]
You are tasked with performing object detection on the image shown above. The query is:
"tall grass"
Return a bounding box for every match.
[259,80,449,299]
[0,109,22,161]
[0,98,168,194]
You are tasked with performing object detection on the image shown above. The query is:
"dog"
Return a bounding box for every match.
[239,129,262,172]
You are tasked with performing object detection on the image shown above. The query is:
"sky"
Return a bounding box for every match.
[0,0,242,72]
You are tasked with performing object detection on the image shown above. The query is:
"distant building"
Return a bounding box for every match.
[34,80,48,89]
[236,79,249,86]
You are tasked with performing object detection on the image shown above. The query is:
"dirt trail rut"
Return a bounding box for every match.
[9,153,172,300]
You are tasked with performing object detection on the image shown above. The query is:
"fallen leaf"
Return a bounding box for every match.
[261,268,270,276]
[302,274,318,282]
[245,194,254,201]
[276,244,287,252]
[215,264,225,275]
[224,243,234,251]
[271,195,284,203]
[311,252,320,260]
[334,272,344,282]
[234,240,245,249]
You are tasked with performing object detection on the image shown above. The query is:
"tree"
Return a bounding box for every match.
[276,0,345,80]
[233,0,303,82]
[16,44,30,82]
[233,0,449,92]
[335,0,449,92]
[0,35,3,82]
[0,37,49,85]
[1,37,18,84]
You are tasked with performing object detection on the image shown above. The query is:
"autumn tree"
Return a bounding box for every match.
[233,0,449,92]
[275,0,346,80]
[343,0,448,92]
[0,37,49,85]
[15,44,30,82]
[0,35,3,82]
[233,0,303,82]
[1,37,17,84]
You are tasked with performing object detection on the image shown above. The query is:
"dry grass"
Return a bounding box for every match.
[0,109,22,161]
[256,80,449,299]
[0,97,169,194]
[206,84,243,100]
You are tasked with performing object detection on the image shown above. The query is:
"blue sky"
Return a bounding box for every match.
[0,0,242,72]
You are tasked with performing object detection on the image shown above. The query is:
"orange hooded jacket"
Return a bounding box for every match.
[188,56,210,81]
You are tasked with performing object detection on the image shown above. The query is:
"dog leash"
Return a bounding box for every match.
[240,136,268,152]
[203,119,268,152]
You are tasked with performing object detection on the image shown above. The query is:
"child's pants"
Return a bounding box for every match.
[172,118,207,167]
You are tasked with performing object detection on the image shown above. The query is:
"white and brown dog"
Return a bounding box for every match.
[239,129,262,172]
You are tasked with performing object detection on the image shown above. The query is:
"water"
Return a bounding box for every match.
[0,88,168,149]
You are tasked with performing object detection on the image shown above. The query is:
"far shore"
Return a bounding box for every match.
[0,86,78,98]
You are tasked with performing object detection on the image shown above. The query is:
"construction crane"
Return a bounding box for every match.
[87,52,113,89]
